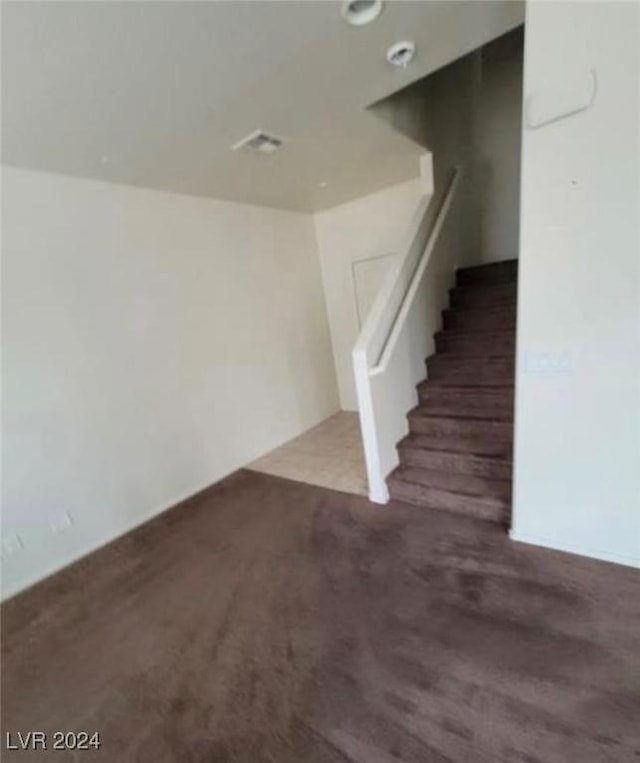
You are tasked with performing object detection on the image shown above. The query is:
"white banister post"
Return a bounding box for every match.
[420,152,434,195]
[353,349,389,504]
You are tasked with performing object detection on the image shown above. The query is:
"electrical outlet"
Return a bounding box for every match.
[1,534,25,561]
[49,511,74,534]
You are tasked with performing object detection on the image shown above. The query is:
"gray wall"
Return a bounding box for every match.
[478,32,524,262]
[371,28,524,263]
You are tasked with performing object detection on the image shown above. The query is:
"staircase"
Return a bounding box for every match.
[387,259,517,526]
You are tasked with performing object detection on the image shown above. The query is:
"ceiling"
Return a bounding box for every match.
[1,1,524,212]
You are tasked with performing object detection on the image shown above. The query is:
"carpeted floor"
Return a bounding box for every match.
[2,470,639,762]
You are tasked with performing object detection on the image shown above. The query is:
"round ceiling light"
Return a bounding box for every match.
[387,40,416,68]
[341,0,384,27]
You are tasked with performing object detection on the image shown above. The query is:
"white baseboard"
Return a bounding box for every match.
[509,529,640,569]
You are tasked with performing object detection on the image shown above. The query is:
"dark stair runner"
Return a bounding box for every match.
[388,259,518,526]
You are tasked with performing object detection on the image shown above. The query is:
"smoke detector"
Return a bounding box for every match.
[232,130,284,154]
[341,0,383,27]
[387,41,416,68]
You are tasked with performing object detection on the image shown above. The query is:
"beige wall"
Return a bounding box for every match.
[512,1,640,567]
[313,179,423,411]
[2,167,339,598]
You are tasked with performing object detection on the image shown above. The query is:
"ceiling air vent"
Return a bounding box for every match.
[232,130,284,155]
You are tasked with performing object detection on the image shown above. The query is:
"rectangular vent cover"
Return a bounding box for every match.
[232,130,284,154]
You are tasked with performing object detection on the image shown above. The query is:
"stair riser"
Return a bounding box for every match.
[443,311,516,331]
[419,387,514,408]
[435,334,515,355]
[408,415,513,440]
[450,290,516,309]
[427,373,514,388]
[400,448,512,480]
[388,480,507,524]
[457,275,517,288]
[428,357,514,375]
[402,430,511,456]
[416,401,513,421]
[456,262,518,287]
[427,369,514,386]
[397,466,512,502]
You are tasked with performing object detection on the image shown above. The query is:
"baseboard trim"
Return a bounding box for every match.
[509,529,640,569]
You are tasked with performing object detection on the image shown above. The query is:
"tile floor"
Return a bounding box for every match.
[248,411,368,496]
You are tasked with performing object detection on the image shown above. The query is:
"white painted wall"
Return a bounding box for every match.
[512,1,640,567]
[1,167,339,598]
[314,178,423,411]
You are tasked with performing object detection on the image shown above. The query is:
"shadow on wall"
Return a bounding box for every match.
[369,26,524,264]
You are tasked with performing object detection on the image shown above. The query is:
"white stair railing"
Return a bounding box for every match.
[353,167,464,503]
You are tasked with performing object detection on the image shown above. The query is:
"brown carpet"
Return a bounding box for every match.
[2,470,639,762]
